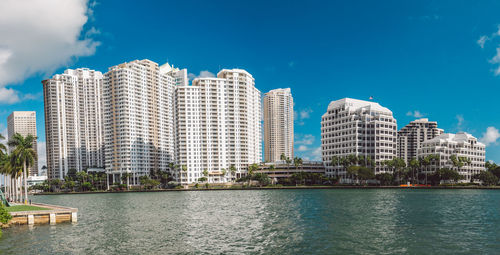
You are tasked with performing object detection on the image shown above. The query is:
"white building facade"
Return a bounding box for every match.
[175,69,262,184]
[7,111,38,176]
[42,69,104,179]
[417,132,486,182]
[397,118,443,165]
[103,59,187,185]
[263,88,294,162]
[321,98,397,179]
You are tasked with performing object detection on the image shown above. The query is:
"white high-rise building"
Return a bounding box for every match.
[321,98,397,179]
[7,111,38,176]
[43,69,104,179]
[417,132,486,182]
[103,59,187,184]
[397,118,443,165]
[175,69,262,184]
[263,88,294,162]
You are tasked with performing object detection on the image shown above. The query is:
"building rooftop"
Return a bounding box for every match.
[423,132,485,147]
[326,98,392,114]
[265,88,291,95]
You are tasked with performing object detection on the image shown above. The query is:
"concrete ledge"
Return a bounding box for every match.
[8,203,78,225]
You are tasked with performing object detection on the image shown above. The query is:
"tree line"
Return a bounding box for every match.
[328,154,497,186]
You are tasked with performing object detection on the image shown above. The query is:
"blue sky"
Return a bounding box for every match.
[1,0,500,168]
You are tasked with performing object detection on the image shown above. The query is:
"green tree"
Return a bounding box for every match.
[357,166,375,184]
[221,168,227,182]
[293,157,303,168]
[202,169,209,183]
[376,173,394,186]
[247,163,259,186]
[0,204,12,238]
[347,165,360,183]
[229,165,237,181]
[121,172,132,190]
[474,171,498,186]
[409,158,420,185]
[8,133,37,204]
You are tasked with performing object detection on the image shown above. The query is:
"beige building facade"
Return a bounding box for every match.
[7,111,38,176]
[263,88,294,162]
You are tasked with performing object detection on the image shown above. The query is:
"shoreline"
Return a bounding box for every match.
[33,185,500,195]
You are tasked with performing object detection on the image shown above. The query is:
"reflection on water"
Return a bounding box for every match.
[1,189,500,254]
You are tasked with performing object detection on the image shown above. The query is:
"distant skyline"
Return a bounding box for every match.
[1,0,500,168]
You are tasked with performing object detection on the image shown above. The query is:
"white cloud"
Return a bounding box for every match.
[311,147,322,159]
[477,35,489,49]
[0,87,43,104]
[0,87,20,104]
[489,47,500,76]
[37,141,46,171]
[188,70,216,80]
[406,110,425,118]
[480,127,500,146]
[0,0,99,87]
[22,92,42,101]
[300,109,312,119]
[297,145,308,152]
[477,25,500,75]
[456,114,464,130]
[295,108,312,125]
[294,134,321,161]
[295,134,315,145]
[298,146,322,161]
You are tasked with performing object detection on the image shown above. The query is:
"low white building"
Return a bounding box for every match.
[417,132,486,182]
[27,175,48,187]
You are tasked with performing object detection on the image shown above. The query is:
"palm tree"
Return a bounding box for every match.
[0,154,12,201]
[202,169,209,183]
[293,157,303,168]
[409,158,420,185]
[221,168,227,182]
[0,134,8,198]
[8,133,36,204]
[419,155,438,185]
[181,165,188,183]
[229,165,237,181]
[121,172,132,190]
[280,153,287,161]
[247,163,259,186]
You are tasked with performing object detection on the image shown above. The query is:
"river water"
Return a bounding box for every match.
[1,189,499,254]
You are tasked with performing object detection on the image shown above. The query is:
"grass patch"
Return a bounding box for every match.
[6,205,50,212]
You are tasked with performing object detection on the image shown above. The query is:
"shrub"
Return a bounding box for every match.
[0,205,12,239]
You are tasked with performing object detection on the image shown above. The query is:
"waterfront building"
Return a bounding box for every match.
[417,132,486,182]
[26,175,48,187]
[103,59,187,185]
[175,69,262,184]
[321,98,397,179]
[43,69,104,179]
[397,118,443,165]
[263,88,294,162]
[7,111,38,176]
[254,161,325,183]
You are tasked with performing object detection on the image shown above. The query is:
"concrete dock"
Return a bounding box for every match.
[8,203,78,225]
